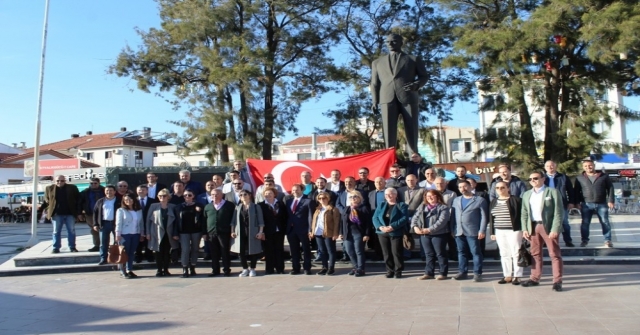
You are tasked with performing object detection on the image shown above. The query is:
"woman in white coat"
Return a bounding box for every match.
[115,193,144,278]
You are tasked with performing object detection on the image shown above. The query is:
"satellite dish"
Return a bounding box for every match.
[76,150,85,157]
[179,162,190,169]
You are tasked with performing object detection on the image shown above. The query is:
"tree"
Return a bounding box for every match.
[320,0,473,154]
[109,0,341,160]
[437,0,640,172]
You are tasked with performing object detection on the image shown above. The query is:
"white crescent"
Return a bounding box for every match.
[271,161,313,190]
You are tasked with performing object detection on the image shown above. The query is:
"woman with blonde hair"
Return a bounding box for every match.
[309,191,341,275]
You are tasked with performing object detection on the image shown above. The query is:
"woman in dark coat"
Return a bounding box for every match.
[339,191,371,277]
[489,181,523,285]
[258,187,288,274]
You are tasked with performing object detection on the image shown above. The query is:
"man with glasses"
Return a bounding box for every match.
[398,153,429,182]
[79,178,104,252]
[521,172,564,292]
[355,167,375,195]
[42,175,81,254]
[225,179,246,205]
[385,164,407,189]
[222,170,252,193]
[418,168,437,190]
[146,172,166,201]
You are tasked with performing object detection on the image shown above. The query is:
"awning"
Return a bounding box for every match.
[591,153,628,164]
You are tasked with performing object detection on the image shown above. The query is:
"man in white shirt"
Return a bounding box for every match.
[146,172,167,200]
[212,174,224,190]
[135,185,157,263]
[328,169,345,193]
[224,178,245,205]
[222,171,252,193]
[418,168,437,189]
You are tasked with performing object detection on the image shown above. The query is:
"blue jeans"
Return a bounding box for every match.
[455,235,483,275]
[561,207,572,243]
[119,233,140,272]
[315,236,337,269]
[51,215,76,250]
[99,220,115,262]
[581,202,612,242]
[343,226,366,272]
[421,233,449,276]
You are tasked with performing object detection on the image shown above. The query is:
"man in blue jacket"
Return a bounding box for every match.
[450,180,488,282]
[544,160,576,247]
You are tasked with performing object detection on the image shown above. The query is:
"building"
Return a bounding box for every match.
[278,135,345,160]
[421,126,479,165]
[476,83,628,162]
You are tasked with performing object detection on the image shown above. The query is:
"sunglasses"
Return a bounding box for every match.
[528,177,540,181]
[233,183,242,185]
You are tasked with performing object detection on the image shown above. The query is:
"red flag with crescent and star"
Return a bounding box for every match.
[246,148,396,193]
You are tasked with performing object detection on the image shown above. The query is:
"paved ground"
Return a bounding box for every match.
[0,264,638,335]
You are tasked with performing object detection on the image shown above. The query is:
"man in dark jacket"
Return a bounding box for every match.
[544,160,576,247]
[203,188,235,276]
[489,165,527,201]
[79,177,104,252]
[447,166,469,196]
[42,175,81,254]
[397,153,430,182]
[93,185,120,265]
[385,164,406,189]
[573,159,615,247]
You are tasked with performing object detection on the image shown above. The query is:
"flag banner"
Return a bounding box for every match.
[246,148,396,193]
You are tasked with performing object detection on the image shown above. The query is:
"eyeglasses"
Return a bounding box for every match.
[158,195,168,198]
[528,177,540,181]
[348,196,359,200]
[318,197,327,200]
[184,194,194,197]
[496,186,507,189]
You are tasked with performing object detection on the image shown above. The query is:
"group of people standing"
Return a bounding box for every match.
[41,157,615,288]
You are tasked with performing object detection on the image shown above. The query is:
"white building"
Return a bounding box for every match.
[477,83,628,162]
[278,135,345,160]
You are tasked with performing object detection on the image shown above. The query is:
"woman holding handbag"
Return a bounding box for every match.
[309,192,341,275]
[411,190,451,280]
[115,193,144,279]
[490,181,523,285]
[230,191,265,277]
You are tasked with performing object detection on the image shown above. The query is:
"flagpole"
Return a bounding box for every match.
[26,0,51,248]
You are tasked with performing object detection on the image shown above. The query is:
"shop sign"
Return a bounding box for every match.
[618,170,637,178]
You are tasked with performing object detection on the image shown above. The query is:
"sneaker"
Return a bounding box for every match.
[327,268,335,276]
[565,242,575,247]
[417,274,434,280]
[249,269,257,277]
[580,241,588,247]
[239,269,249,277]
[452,273,468,280]
[473,274,482,282]
[604,241,613,248]
[317,268,328,275]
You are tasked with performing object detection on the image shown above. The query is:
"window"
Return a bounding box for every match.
[105,151,113,159]
[450,141,460,152]
[134,151,143,167]
[104,151,113,167]
[85,153,93,161]
[464,141,472,153]
[297,153,312,160]
[199,161,210,167]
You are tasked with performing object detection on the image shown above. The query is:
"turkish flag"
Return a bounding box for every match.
[246,148,396,193]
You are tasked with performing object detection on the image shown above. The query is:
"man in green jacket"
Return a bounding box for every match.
[203,188,235,276]
[521,171,564,292]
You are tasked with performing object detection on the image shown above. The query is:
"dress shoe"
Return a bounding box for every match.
[473,274,482,282]
[552,282,563,292]
[317,268,328,275]
[223,271,231,277]
[69,248,78,252]
[394,272,402,279]
[203,254,212,261]
[521,279,540,287]
[51,249,60,254]
[327,268,335,276]
[303,270,312,275]
[354,270,365,277]
[512,278,521,285]
[277,271,285,274]
[208,271,220,277]
[418,274,434,280]
[452,273,468,280]
[498,277,510,284]
[189,266,197,276]
[155,271,164,277]
[127,271,138,278]
[385,272,394,278]
[290,270,301,275]
[97,260,107,265]
[164,270,172,276]
[87,246,100,252]
[348,269,356,276]
[580,241,588,247]
[565,242,575,247]
[134,255,142,264]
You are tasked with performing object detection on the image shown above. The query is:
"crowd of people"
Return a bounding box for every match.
[41,156,615,290]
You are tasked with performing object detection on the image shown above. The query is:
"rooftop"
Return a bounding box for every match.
[282,135,344,146]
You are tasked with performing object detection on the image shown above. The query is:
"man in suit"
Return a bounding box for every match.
[78,177,104,252]
[399,174,425,260]
[450,180,488,282]
[328,169,346,193]
[146,172,167,201]
[367,177,387,261]
[370,33,428,154]
[544,160,576,247]
[286,184,312,275]
[521,171,564,292]
[196,181,216,206]
[41,175,81,254]
[135,185,157,263]
[447,166,469,196]
[224,178,245,205]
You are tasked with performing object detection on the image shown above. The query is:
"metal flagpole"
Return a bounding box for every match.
[26,0,51,247]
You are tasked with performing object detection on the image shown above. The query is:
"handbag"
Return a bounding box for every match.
[107,244,128,264]
[402,229,415,251]
[517,244,532,268]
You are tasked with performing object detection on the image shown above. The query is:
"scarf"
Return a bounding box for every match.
[349,207,361,225]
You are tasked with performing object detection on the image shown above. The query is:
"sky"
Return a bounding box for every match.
[0,0,638,151]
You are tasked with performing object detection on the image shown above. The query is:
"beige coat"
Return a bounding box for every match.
[310,205,341,238]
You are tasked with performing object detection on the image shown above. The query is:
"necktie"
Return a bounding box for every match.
[141,199,145,207]
[292,199,299,213]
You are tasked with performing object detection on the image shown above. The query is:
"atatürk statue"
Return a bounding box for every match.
[370,33,428,155]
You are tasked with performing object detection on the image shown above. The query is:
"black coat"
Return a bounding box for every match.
[489,196,522,235]
[258,201,288,235]
[340,204,372,237]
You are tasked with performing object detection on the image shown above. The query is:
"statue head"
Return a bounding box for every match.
[385,34,403,53]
